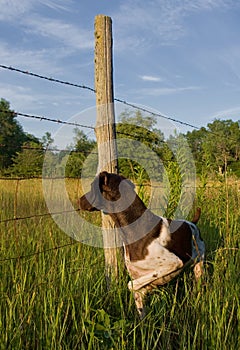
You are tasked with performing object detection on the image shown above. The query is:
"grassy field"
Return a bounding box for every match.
[0,177,239,349]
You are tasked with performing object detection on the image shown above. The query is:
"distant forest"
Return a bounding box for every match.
[0,98,240,178]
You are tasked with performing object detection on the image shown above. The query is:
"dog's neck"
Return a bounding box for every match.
[107,195,161,246]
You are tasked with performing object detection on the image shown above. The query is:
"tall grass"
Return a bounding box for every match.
[0,177,239,349]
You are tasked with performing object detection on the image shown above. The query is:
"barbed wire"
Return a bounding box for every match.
[114,98,201,130]
[0,208,80,224]
[15,111,95,130]
[0,64,201,130]
[0,181,238,227]
[0,176,84,180]
[0,64,96,93]
[1,64,240,145]
[0,175,238,187]
[9,109,240,146]
[0,143,98,155]
[0,108,169,144]
[0,241,78,262]
[0,66,239,194]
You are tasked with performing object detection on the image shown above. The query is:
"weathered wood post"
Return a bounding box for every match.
[94,15,119,284]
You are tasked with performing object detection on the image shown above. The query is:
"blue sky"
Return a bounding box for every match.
[0,0,240,146]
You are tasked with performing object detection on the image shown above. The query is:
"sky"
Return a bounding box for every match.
[0,0,240,147]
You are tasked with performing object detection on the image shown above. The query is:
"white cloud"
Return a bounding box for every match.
[38,0,73,12]
[139,85,201,96]
[0,0,72,21]
[114,0,238,50]
[140,75,163,82]
[0,42,64,74]
[0,83,39,109]
[0,0,92,51]
[24,16,93,51]
[0,80,93,114]
[0,0,32,20]
[221,46,240,81]
[210,106,240,120]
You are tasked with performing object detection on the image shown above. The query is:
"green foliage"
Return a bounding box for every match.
[1,99,239,180]
[84,309,129,348]
[185,127,207,174]
[0,98,97,178]
[65,129,96,178]
[43,128,97,179]
[117,110,166,181]
[186,119,240,177]
[0,99,45,176]
[73,128,96,155]
[65,151,87,178]
[9,131,56,178]
[0,99,28,170]
[41,131,54,148]
[163,133,196,219]
[10,142,44,177]
[133,165,150,204]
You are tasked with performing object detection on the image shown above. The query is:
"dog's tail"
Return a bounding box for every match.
[192,207,201,224]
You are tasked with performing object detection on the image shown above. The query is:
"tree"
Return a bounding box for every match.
[185,127,208,174]
[0,99,28,170]
[73,128,96,155]
[205,119,240,174]
[185,119,240,177]
[11,141,44,177]
[65,128,96,178]
[116,109,166,181]
[41,132,54,149]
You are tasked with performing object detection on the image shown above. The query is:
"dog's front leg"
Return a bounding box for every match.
[194,260,204,281]
[133,285,155,319]
[133,288,147,319]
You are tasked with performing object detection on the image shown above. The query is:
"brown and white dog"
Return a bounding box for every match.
[79,171,205,318]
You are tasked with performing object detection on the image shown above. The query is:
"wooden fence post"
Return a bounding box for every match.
[94,15,119,284]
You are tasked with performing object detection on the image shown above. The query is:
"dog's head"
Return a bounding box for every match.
[78,171,136,213]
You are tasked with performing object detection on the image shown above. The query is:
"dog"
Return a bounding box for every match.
[79,171,205,318]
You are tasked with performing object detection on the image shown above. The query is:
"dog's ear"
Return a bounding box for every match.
[99,171,109,185]
[99,171,111,191]
[100,171,109,185]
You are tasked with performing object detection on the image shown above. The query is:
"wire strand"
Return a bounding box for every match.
[0,63,200,130]
[0,64,96,93]
[0,241,78,262]
[0,208,80,224]
[15,111,95,130]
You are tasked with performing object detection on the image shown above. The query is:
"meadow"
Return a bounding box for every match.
[0,177,239,349]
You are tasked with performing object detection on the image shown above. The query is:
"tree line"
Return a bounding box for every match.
[0,98,239,179]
